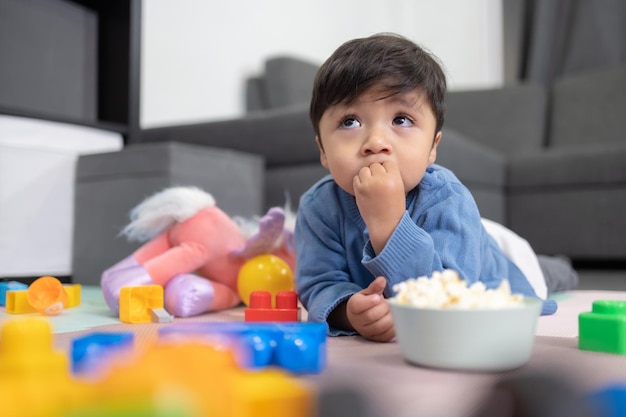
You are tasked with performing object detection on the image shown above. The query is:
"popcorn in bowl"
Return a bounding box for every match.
[391,269,524,309]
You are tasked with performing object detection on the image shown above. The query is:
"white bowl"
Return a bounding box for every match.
[388,298,542,372]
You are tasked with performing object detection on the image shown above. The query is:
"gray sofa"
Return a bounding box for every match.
[72,58,626,284]
[138,61,626,263]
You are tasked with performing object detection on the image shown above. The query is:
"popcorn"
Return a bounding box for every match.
[392,269,523,309]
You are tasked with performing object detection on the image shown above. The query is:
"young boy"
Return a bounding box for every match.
[294,33,559,342]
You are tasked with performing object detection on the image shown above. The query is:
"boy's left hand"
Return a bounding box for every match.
[346,276,395,342]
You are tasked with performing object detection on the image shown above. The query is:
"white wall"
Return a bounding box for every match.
[141,0,503,128]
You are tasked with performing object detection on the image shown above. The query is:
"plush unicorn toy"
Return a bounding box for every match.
[100,186,295,318]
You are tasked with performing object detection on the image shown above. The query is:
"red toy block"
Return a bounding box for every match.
[244,290,300,322]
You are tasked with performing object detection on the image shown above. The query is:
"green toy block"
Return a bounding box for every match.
[579,300,626,354]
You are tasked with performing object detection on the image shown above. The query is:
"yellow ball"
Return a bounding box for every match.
[237,254,294,306]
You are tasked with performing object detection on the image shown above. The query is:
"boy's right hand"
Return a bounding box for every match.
[346,276,395,342]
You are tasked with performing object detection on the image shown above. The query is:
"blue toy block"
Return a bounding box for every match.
[71,332,134,375]
[158,322,328,374]
[0,281,28,306]
[587,384,626,417]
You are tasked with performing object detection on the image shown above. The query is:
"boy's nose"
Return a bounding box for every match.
[361,128,391,155]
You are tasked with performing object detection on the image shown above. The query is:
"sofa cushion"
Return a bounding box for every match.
[438,128,506,187]
[508,143,626,188]
[550,65,626,148]
[437,128,507,223]
[445,83,548,156]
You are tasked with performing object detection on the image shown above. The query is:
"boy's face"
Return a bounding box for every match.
[316,88,441,196]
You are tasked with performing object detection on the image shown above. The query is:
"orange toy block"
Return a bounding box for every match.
[119,285,165,324]
[245,290,300,322]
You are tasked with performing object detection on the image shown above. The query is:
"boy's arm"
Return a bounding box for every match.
[362,185,489,294]
[294,193,363,336]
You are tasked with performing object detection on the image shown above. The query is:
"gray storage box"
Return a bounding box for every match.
[72,142,265,285]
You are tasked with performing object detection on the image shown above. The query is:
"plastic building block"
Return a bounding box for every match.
[579,300,626,354]
[0,281,28,306]
[0,317,68,376]
[5,289,38,314]
[71,332,135,375]
[64,283,82,308]
[151,307,174,323]
[0,318,314,417]
[159,321,327,374]
[4,280,80,315]
[245,290,300,322]
[119,285,164,324]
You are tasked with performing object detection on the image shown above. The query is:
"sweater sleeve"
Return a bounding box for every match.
[294,190,363,336]
[363,179,557,315]
[362,182,488,295]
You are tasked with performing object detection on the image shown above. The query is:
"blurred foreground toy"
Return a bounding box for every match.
[159,321,327,374]
[588,383,626,417]
[100,186,296,319]
[245,290,300,322]
[579,300,626,354]
[0,317,314,417]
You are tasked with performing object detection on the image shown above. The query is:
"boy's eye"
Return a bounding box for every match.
[340,117,361,129]
[393,115,414,127]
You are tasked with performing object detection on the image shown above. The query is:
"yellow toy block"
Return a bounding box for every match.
[63,284,82,308]
[5,290,37,314]
[5,282,80,314]
[119,285,164,324]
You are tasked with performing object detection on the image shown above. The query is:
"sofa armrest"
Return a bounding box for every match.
[445,83,548,156]
[139,104,319,167]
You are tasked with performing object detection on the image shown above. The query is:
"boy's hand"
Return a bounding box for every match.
[353,161,405,254]
[346,276,395,342]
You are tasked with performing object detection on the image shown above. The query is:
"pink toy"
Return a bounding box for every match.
[101,186,295,318]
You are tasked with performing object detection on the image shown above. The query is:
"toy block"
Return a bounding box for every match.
[5,290,37,314]
[63,284,82,308]
[0,281,28,306]
[150,307,174,323]
[158,321,328,374]
[0,317,68,376]
[119,285,164,324]
[71,332,135,375]
[579,300,626,354]
[245,290,300,322]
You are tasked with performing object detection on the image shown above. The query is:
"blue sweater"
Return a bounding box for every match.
[295,165,557,336]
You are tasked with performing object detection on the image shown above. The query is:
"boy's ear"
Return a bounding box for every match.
[428,131,442,164]
[316,136,329,168]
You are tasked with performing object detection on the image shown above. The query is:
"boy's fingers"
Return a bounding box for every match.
[348,277,387,315]
[360,276,387,296]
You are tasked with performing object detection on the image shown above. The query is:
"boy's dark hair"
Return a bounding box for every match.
[310,33,447,138]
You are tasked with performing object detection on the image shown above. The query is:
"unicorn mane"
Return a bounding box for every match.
[121,186,216,242]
